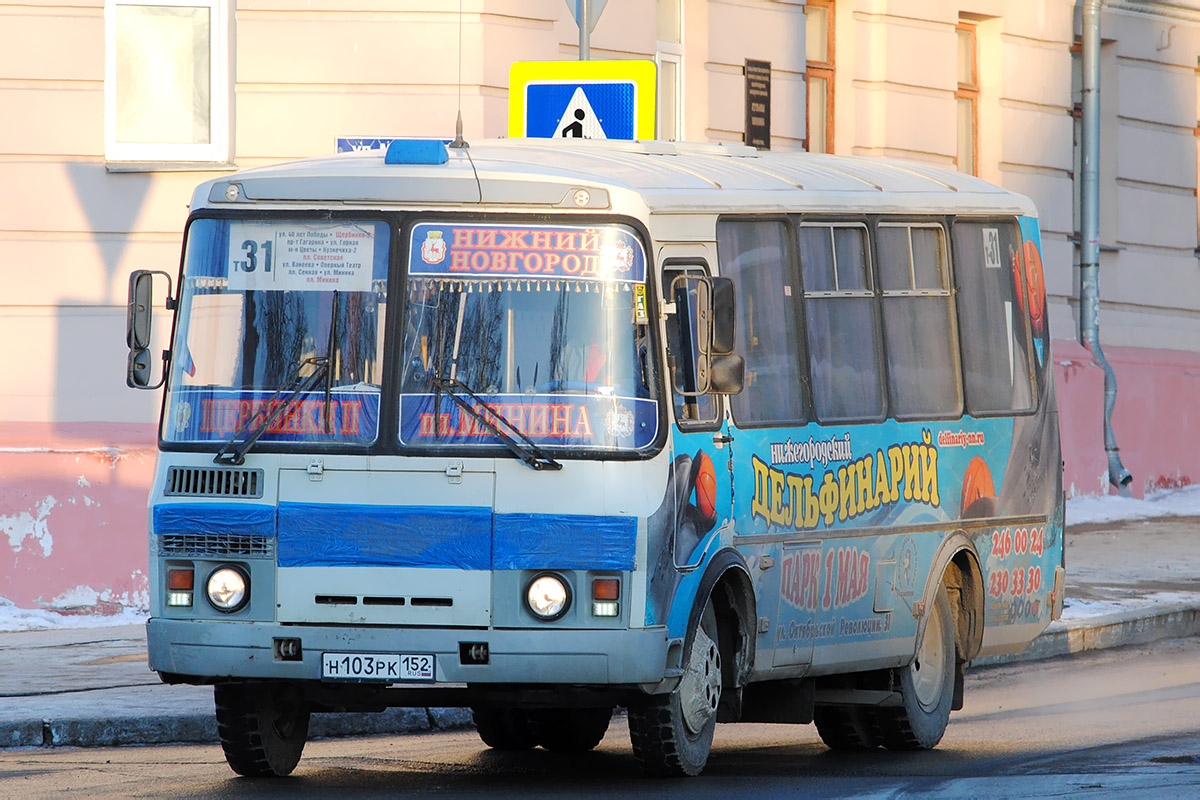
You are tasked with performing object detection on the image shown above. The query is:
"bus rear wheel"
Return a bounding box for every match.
[471,707,537,750]
[628,598,721,777]
[877,583,955,750]
[214,681,310,777]
[813,705,880,750]
[528,707,614,752]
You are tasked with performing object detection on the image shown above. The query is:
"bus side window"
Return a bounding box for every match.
[877,222,962,419]
[716,219,808,427]
[664,266,719,426]
[798,223,886,423]
[951,220,1036,414]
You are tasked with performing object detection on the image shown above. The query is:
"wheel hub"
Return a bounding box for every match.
[911,599,947,711]
[680,624,722,735]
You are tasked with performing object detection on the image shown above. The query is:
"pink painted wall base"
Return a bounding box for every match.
[1054,339,1200,498]
[1,423,156,612]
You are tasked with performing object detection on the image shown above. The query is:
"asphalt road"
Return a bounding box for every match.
[3,636,1199,798]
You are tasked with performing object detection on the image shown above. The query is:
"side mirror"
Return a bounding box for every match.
[126,269,174,390]
[710,353,745,395]
[667,273,743,397]
[668,275,711,396]
[710,276,736,355]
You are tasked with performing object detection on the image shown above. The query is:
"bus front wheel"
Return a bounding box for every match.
[471,707,537,750]
[214,681,310,777]
[878,583,955,749]
[628,598,721,777]
[528,707,613,752]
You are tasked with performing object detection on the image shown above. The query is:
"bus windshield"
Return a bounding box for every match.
[162,217,389,447]
[398,222,658,453]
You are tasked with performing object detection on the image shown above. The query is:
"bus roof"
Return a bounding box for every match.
[198,138,1038,218]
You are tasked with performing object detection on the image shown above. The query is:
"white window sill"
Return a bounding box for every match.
[105,161,238,174]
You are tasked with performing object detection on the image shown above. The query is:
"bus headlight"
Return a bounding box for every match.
[525,573,570,621]
[206,566,249,612]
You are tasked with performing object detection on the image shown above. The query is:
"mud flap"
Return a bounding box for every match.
[951,659,965,711]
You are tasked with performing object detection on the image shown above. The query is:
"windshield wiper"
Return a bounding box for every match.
[431,376,562,471]
[213,355,329,466]
[215,291,341,465]
[322,290,340,434]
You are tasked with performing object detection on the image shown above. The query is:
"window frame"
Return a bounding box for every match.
[159,208,398,456]
[805,0,835,154]
[105,0,233,168]
[949,216,1039,418]
[662,258,722,432]
[716,215,811,430]
[655,0,684,141]
[955,21,979,176]
[796,217,887,425]
[876,219,964,421]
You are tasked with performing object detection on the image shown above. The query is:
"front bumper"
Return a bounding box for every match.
[147,618,670,686]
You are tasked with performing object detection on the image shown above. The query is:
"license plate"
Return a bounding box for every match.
[321,652,435,681]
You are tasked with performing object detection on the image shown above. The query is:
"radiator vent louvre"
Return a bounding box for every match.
[158,533,274,558]
[165,467,263,498]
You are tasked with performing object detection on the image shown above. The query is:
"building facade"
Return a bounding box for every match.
[3,0,1198,612]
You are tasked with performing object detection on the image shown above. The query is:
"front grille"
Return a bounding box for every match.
[165,466,263,498]
[159,533,274,558]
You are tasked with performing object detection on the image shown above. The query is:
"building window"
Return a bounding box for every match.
[656,0,682,140]
[805,0,834,153]
[956,21,978,175]
[105,1,231,165]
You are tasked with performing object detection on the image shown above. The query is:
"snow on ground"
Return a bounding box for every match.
[1066,483,1200,525]
[0,596,148,633]
[2,486,1198,633]
[1060,591,1200,621]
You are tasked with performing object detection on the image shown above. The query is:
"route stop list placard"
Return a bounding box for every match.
[226,221,376,292]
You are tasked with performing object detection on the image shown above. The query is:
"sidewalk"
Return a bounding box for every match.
[3,517,1198,750]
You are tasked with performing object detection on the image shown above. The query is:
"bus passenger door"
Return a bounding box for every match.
[662,257,728,573]
[643,255,731,629]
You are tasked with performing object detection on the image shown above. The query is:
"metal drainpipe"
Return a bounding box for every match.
[1080,0,1133,494]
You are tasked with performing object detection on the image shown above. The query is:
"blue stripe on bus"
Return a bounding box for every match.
[493,512,636,571]
[153,502,277,538]
[156,501,635,571]
[277,502,493,569]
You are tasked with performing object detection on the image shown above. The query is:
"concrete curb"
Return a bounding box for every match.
[2,706,473,750]
[970,601,1200,668]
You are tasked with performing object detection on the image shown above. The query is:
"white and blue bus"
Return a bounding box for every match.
[127,137,1064,778]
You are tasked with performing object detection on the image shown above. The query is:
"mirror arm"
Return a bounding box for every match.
[146,350,172,391]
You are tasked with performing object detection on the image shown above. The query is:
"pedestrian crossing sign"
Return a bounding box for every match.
[508,60,656,141]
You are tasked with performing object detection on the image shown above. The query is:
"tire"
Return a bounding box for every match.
[876,583,955,750]
[813,705,880,750]
[471,707,537,751]
[628,598,722,777]
[214,682,310,777]
[528,707,613,753]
